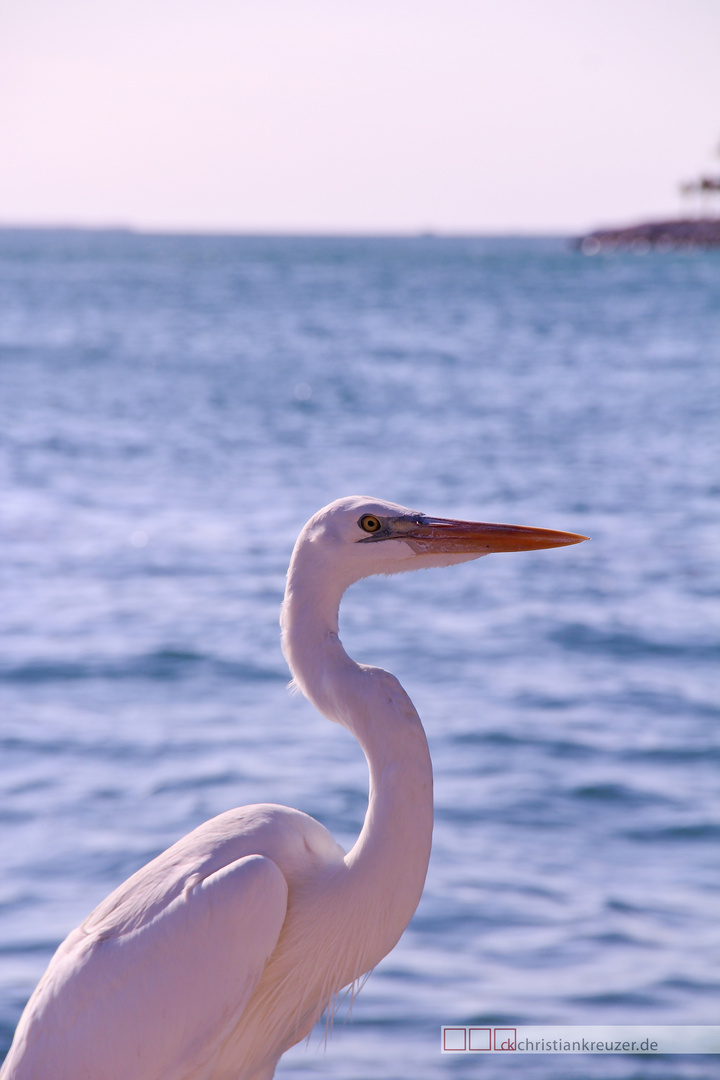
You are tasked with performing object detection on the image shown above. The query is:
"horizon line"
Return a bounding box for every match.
[0,221,582,239]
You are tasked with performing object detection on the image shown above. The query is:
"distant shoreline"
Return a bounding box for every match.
[575,217,720,253]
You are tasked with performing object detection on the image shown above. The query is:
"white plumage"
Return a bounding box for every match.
[1,496,585,1080]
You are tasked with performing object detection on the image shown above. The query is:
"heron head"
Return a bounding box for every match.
[293,495,587,588]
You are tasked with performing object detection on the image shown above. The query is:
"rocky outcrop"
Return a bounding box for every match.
[573,218,720,253]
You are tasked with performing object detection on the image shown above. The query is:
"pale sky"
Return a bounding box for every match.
[1,0,719,233]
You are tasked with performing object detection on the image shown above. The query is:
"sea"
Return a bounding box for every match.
[0,230,718,1079]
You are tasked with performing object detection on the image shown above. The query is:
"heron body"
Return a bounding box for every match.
[1,496,585,1080]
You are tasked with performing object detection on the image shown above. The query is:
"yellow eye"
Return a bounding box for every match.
[359,514,381,533]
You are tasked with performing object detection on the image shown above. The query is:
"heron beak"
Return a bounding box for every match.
[394,516,589,555]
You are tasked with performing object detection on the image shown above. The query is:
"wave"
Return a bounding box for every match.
[0,650,285,684]
[552,624,719,662]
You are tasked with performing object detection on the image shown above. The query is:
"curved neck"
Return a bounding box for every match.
[281,554,434,965]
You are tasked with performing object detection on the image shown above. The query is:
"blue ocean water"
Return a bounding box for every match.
[0,230,718,1079]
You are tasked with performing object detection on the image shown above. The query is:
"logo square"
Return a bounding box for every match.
[443,1027,467,1051]
[469,1027,491,1051]
[494,1027,517,1051]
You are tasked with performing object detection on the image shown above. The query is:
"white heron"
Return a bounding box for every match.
[1,496,586,1080]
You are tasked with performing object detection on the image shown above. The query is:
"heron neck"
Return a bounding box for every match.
[281,566,433,964]
[281,559,410,742]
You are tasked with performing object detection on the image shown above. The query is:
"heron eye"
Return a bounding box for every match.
[359,514,381,533]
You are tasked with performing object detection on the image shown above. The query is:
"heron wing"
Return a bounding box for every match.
[5,854,288,1080]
